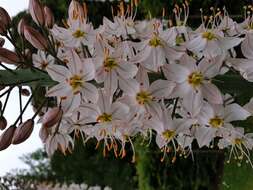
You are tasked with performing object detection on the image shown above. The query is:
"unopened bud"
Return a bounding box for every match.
[68,0,84,22]
[12,119,34,145]
[24,25,48,50]
[42,107,63,128]
[0,126,16,151]
[21,88,31,96]
[0,47,21,65]
[39,126,49,143]
[29,0,45,26]
[0,7,11,33]
[0,116,7,130]
[18,18,26,36]
[0,38,4,47]
[44,6,54,29]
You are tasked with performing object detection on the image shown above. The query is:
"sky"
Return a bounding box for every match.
[0,0,43,176]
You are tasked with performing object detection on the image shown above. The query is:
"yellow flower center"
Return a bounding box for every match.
[176,36,184,45]
[149,36,163,47]
[162,130,175,140]
[103,57,118,72]
[136,91,152,105]
[97,113,113,123]
[209,116,224,128]
[188,72,203,87]
[69,75,84,92]
[202,31,216,41]
[234,138,243,145]
[72,29,85,38]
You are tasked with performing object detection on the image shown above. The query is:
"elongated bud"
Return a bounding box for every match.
[24,25,48,50]
[18,18,26,36]
[0,7,11,30]
[68,0,84,22]
[0,47,20,65]
[42,107,63,128]
[0,38,5,47]
[0,116,7,130]
[29,0,45,26]
[44,6,54,29]
[12,119,34,145]
[0,126,16,151]
[39,126,48,143]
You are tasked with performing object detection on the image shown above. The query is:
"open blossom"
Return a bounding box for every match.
[145,106,194,149]
[163,55,224,111]
[46,50,98,112]
[93,44,138,95]
[186,26,243,58]
[129,21,184,72]
[32,50,54,70]
[77,89,129,141]
[197,102,251,139]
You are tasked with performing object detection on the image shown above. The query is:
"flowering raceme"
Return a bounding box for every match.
[1,0,253,166]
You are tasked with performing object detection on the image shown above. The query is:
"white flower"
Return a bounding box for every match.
[46,50,98,112]
[32,50,54,70]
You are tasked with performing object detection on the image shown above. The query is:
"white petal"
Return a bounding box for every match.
[82,82,98,103]
[149,80,176,98]
[224,103,251,122]
[201,83,223,104]
[163,63,189,82]
[46,64,70,82]
[46,83,72,97]
[111,102,129,120]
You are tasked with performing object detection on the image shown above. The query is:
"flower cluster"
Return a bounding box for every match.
[1,0,253,165]
[37,183,111,190]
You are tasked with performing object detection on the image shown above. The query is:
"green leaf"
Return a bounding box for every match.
[0,68,57,87]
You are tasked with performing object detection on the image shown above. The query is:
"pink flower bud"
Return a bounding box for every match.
[0,7,11,35]
[24,25,48,50]
[0,126,16,151]
[28,0,45,26]
[12,119,34,145]
[42,107,63,128]
[0,116,7,130]
[39,126,49,143]
[18,18,26,36]
[0,37,5,47]
[68,0,85,22]
[44,6,54,29]
[0,47,21,65]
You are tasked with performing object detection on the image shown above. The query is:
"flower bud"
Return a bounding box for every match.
[44,6,54,29]
[42,107,63,128]
[12,119,34,145]
[0,116,7,130]
[0,37,5,47]
[39,126,49,143]
[68,0,84,22]
[0,126,16,151]
[24,25,48,50]
[18,18,26,36]
[28,0,45,26]
[0,47,21,65]
[0,7,11,29]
